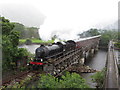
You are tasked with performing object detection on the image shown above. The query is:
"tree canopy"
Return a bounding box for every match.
[78,28,118,47]
[13,22,40,39]
[1,17,30,70]
[37,72,89,88]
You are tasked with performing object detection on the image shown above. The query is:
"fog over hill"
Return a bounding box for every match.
[0,0,118,40]
[103,21,118,30]
[0,4,46,28]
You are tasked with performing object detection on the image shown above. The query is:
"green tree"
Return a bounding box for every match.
[38,74,59,88]
[17,48,31,60]
[12,23,25,39]
[78,28,118,47]
[78,28,100,38]
[37,72,89,88]
[9,30,20,47]
[59,72,89,88]
[2,35,14,70]
[12,22,40,39]
[99,30,118,47]
[24,27,40,39]
[1,17,31,70]
[87,28,100,36]
[1,17,19,70]
[1,17,14,35]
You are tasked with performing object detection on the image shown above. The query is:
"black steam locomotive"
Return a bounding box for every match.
[29,35,101,69]
[29,40,76,69]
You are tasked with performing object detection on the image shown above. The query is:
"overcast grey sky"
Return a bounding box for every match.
[0,0,119,40]
[0,3,46,27]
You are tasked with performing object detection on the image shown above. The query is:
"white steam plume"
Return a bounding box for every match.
[38,0,118,41]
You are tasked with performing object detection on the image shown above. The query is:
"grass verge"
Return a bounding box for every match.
[19,39,54,44]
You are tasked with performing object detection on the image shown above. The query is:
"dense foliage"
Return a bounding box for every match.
[99,30,118,47]
[79,28,118,47]
[37,72,89,88]
[91,68,106,88]
[4,72,89,88]
[13,22,40,39]
[78,28,100,37]
[114,42,120,48]
[1,17,30,70]
[25,38,32,45]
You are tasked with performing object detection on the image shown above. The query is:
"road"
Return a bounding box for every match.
[105,41,119,89]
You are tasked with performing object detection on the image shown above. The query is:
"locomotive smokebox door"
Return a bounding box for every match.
[43,64,54,75]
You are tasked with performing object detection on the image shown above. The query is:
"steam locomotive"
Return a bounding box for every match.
[29,35,101,69]
[29,40,76,69]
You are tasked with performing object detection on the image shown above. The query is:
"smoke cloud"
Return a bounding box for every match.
[38,0,118,41]
[39,22,80,41]
[0,0,118,41]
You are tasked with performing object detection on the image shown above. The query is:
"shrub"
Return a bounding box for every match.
[114,42,120,48]
[25,39,32,45]
[19,66,27,71]
[91,68,106,88]
[37,72,89,88]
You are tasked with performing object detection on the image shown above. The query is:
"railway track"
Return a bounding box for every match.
[2,70,42,88]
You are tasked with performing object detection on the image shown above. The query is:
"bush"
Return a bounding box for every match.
[4,72,89,88]
[17,48,30,58]
[25,39,32,45]
[114,42,120,48]
[59,72,89,88]
[91,68,106,88]
[37,72,89,88]
[19,66,27,71]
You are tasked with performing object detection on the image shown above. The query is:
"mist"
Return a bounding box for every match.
[0,0,118,41]
[0,3,46,27]
[38,0,118,41]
